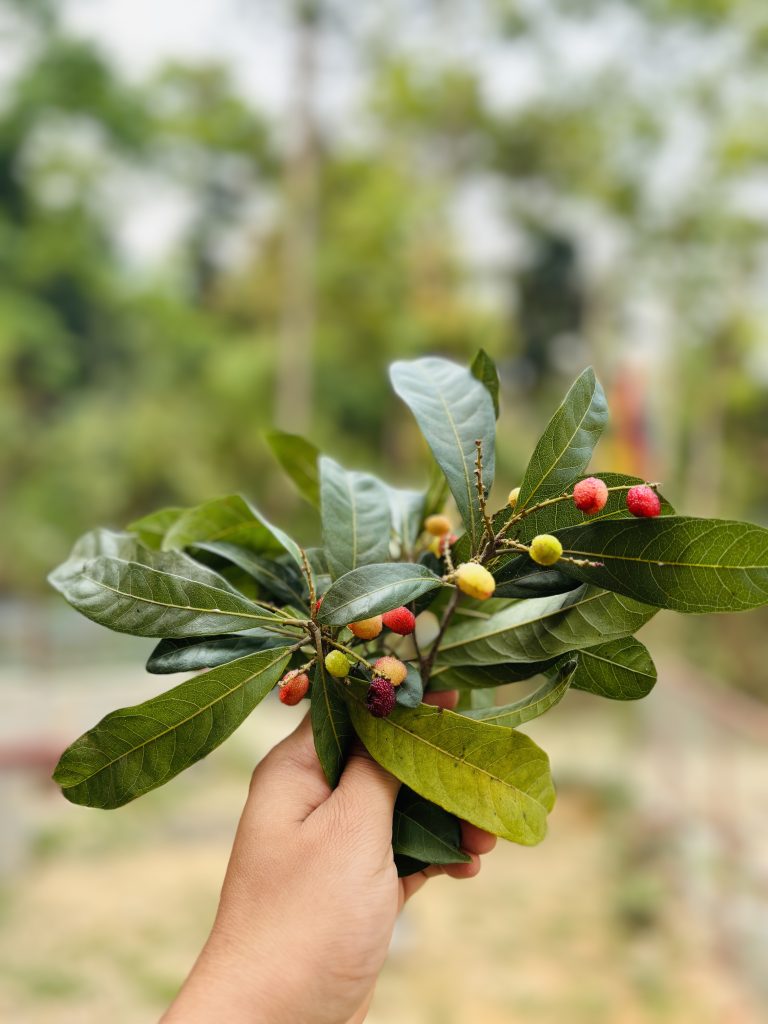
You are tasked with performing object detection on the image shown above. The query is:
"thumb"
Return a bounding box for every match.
[332,740,401,823]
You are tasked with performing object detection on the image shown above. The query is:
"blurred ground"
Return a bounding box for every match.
[1,609,766,1023]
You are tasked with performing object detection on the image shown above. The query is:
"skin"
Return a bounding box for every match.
[162,691,496,1024]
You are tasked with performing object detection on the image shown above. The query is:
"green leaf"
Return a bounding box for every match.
[494,568,582,599]
[435,586,655,667]
[573,637,657,700]
[49,554,285,638]
[146,632,285,674]
[396,663,424,709]
[470,348,500,418]
[516,367,607,513]
[53,647,293,808]
[455,687,496,712]
[264,430,320,507]
[319,457,392,580]
[428,657,560,692]
[126,507,185,549]
[423,457,451,520]
[554,517,768,613]
[163,494,303,569]
[310,662,354,788]
[385,485,426,558]
[464,661,577,727]
[392,788,470,865]
[195,541,307,607]
[390,357,495,547]
[344,684,554,845]
[317,563,446,626]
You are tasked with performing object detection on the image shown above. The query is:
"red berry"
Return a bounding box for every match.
[626,485,661,518]
[573,477,609,515]
[366,677,396,718]
[313,596,323,617]
[279,670,310,706]
[381,606,416,635]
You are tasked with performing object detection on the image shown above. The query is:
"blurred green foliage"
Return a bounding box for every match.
[1,0,767,595]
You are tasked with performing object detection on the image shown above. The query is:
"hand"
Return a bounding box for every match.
[162,692,496,1024]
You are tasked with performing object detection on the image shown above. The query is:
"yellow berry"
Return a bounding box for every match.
[454,562,496,601]
[348,616,383,640]
[507,487,520,508]
[373,656,408,686]
[425,514,452,537]
[529,534,563,566]
[324,650,350,677]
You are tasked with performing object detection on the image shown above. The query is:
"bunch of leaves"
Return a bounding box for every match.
[49,356,768,874]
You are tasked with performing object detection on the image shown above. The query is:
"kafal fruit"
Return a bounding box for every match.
[366,676,396,718]
[529,534,563,566]
[278,670,310,706]
[573,477,608,515]
[626,485,661,518]
[348,615,383,640]
[454,562,496,600]
[425,514,452,536]
[372,655,408,686]
[428,533,457,557]
[324,650,350,678]
[382,606,416,635]
[507,486,520,508]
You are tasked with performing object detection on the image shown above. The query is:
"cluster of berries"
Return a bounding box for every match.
[571,478,661,519]
[424,514,458,558]
[323,650,408,719]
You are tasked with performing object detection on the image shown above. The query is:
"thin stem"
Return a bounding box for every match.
[421,587,460,688]
[299,546,317,612]
[474,438,495,548]
[495,482,662,544]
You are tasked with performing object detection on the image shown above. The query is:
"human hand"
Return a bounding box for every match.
[162,691,496,1024]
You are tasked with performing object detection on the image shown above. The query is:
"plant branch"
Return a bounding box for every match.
[474,438,495,549]
[421,587,460,688]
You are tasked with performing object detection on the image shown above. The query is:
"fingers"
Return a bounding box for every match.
[333,739,401,822]
[461,821,497,856]
[250,713,331,823]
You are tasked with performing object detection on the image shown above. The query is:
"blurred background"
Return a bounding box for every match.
[1,0,768,1020]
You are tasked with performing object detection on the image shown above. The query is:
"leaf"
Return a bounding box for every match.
[264,430,320,507]
[516,367,607,513]
[163,494,303,569]
[573,637,657,700]
[494,568,583,599]
[553,516,768,613]
[392,788,470,865]
[310,661,354,788]
[49,554,285,637]
[470,348,500,418]
[390,357,496,547]
[126,507,185,549]
[319,457,392,579]
[428,657,560,692]
[423,457,451,520]
[396,663,424,709]
[146,632,286,674]
[435,586,655,667]
[343,684,554,845]
[53,647,293,808]
[464,661,577,727]
[317,563,446,626]
[195,541,307,607]
[455,687,496,712]
[385,485,426,558]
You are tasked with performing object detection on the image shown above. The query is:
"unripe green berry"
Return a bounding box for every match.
[529,534,563,566]
[324,650,350,678]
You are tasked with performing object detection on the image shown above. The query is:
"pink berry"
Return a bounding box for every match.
[626,485,661,518]
[279,671,310,706]
[381,606,416,635]
[573,477,609,515]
